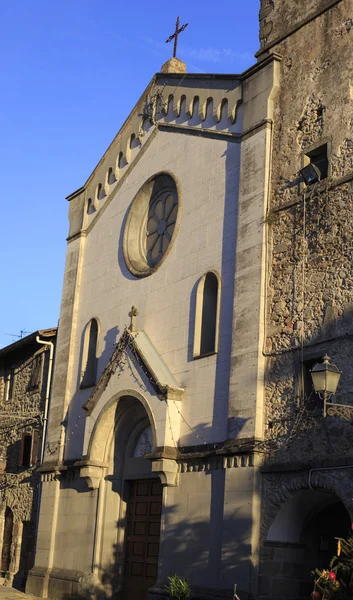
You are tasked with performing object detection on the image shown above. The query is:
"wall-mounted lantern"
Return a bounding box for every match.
[300,164,321,186]
[310,355,347,418]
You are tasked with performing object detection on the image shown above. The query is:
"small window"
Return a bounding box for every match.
[4,370,14,402]
[29,355,42,391]
[193,271,221,358]
[305,144,328,181]
[80,318,99,388]
[19,430,38,468]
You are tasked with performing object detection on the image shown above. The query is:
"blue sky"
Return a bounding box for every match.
[0,0,259,349]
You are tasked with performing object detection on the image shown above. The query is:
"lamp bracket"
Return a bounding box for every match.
[325,402,353,421]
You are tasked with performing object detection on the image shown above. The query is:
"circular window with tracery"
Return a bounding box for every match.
[123,172,181,277]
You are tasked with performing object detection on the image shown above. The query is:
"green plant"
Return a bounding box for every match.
[263,212,278,225]
[165,574,191,600]
[312,535,353,598]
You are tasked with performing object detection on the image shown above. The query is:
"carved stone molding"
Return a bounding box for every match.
[151,458,179,487]
[79,465,105,490]
[41,471,61,483]
[83,329,184,415]
[165,386,184,403]
[179,453,256,473]
[83,73,243,228]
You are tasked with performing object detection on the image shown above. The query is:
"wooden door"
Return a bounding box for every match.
[122,479,162,600]
[1,507,13,572]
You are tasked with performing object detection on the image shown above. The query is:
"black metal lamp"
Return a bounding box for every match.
[300,163,321,185]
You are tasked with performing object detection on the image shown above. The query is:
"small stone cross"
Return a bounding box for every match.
[128,306,139,332]
[165,16,188,58]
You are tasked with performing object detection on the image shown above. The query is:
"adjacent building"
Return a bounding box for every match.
[0,329,56,589]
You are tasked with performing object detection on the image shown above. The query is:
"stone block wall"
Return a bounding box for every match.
[262,0,353,464]
[257,4,353,595]
[259,543,311,600]
[259,0,344,54]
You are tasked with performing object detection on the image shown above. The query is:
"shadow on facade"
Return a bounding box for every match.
[58,500,252,600]
[260,305,353,598]
[187,140,240,446]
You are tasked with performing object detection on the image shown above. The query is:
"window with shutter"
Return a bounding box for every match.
[4,370,14,402]
[31,430,39,467]
[29,355,42,390]
[19,432,34,468]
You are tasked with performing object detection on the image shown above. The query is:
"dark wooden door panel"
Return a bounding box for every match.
[122,479,162,600]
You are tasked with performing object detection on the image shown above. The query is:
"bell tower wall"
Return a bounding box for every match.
[258,0,345,55]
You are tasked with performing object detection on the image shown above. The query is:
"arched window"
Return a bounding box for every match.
[193,271,220,358]
[81,319,99,388]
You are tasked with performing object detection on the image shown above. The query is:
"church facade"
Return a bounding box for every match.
[26,1,353,599]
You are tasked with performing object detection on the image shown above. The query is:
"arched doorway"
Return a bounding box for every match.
[261,490,351,598]
[1,507,13,572]
[100,395,162,600]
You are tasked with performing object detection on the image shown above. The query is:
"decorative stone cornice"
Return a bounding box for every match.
[76,73,243,228]
[40,471,61,483]
[179,453,257,473]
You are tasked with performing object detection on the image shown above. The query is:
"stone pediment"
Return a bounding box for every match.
[67,71,243,226]
[82,328,184,415]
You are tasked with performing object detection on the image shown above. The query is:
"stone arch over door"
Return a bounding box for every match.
[91,394,163,600]
[259,472,352,599]
[86,389,157,466]
[261,471,353,540]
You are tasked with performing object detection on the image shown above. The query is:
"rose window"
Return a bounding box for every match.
[145,191,178,266]
[123,173,180,277]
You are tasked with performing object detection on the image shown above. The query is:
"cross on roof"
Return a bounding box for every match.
[165,16,188,59]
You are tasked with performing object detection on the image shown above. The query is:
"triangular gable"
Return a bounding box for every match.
[82,328,183,415]
[66,72,243,210]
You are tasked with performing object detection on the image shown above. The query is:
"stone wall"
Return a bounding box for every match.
[263,0,353,462]
[259,1,353,596]
[258,0,344,54]
[259,0,353,600]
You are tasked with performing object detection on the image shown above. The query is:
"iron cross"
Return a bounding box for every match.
[165,16,188,58]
